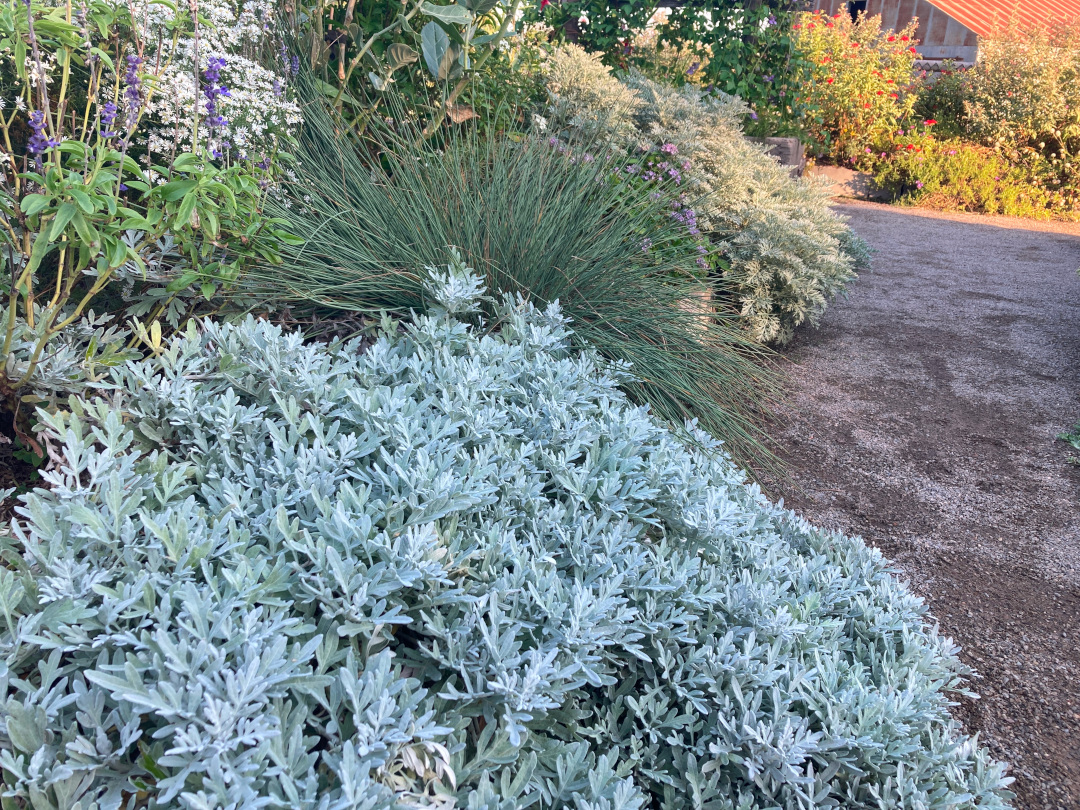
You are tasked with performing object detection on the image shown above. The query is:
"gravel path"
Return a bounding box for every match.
[757,202,1080,810]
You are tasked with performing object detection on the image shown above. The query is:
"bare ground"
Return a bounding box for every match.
[756,202,1080,810]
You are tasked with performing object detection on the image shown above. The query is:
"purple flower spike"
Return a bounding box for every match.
[99,101,118,139]
[27,110,58,155]
[123,54,144,132]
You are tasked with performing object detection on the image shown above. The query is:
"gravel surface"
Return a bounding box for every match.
[756,201,1080,810]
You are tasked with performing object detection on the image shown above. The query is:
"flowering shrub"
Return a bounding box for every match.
[792,9,919,164]
[872,134,1061,219]
[135,0,301,162]
[543,46,868,345]
[0,268,1012,809]
[962,20,1080,212]
[913,62,971,139]
[0,0,297,435]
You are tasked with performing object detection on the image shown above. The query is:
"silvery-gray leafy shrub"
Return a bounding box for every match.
[0,266,1010,809]
[544,47,871,344]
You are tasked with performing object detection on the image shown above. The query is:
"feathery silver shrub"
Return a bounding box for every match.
[544,47,871,344]
[0,267,1008,809]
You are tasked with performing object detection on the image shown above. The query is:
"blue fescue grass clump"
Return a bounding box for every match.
[0,263,1010,810]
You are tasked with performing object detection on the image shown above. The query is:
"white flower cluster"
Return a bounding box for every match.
[134,0,300,161]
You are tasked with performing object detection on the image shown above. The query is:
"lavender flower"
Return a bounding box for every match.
[123,54,143,132]
[99,101,118,139]
[763,74,774,82]
[660,142,678,155]
[203,56,231,135]
[26,110,58,155]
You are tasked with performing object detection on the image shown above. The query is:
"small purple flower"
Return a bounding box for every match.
[696,257,708,269]
[767,14,777,26]
[99,101,118,139]
[273,77,283,97]
[203,56,231,137]
[548,136,558,147]
[750,111,758,120]
[660,142,678,155]
[257,155,271,170]
[641,237,652,253]
[582,153,594,163]
[916,181,923,188]
[290,55,300,76]
[123,54,143,132]
[763,74,774,83]
[687,61,700,77]
[26,110,58,155]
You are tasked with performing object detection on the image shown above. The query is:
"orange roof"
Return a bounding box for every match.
[925,0,1080,36]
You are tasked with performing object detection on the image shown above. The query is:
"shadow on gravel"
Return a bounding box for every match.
[755,202,1080,810]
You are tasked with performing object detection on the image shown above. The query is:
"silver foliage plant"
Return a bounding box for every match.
[543,46,873,344]
[0,266,1009,809]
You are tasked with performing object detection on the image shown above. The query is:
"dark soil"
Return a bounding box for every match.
[756,202,1080,810]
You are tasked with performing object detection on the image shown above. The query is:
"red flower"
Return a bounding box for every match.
[540,0,550,7]
[901,36,909,42]
[906,144,914,150]
[887,36,896,42]
[851,42,859,47]
[924,119,937,125]
[877,90,884,95]
[890,92,899,98]
[864,102,871,108]
[909,47,917,53]
[826,77,834,83]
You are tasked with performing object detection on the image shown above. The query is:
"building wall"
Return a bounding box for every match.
[813,1,978,61]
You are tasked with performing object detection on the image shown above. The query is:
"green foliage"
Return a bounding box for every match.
[1057,421,1080,464]
[0,0,293,422]
[791,9,919,163]
[960,21,1080,213]
[264,89,775,464]
[913,63,971,139]
[297,0,522,134]
[873,134,1062,219]
[530,1,807,133]
[0,283,1013,808]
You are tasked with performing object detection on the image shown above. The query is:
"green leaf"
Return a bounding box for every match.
[385,42,419,71]
[421,21,454,80]
[158,179,197,202]
[421,1,472,25]
[48,202,77,241]
[70,210,99,247]
[165,271,199,293]
[20,194,52,217]
[200,282,216,300]
[69,188,95,213]
[174,193,198,228]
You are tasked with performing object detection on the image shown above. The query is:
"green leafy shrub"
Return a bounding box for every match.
[0,271,1012,809]
[297,0,522,135]
[791,9,919,164]
[0,0,295,429]
[265,90,775,463]
[873,134,1062,218]
[913,63,972,139]
[531,1,806,135]
[962,20,1080,213]
[623,75,867,344]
